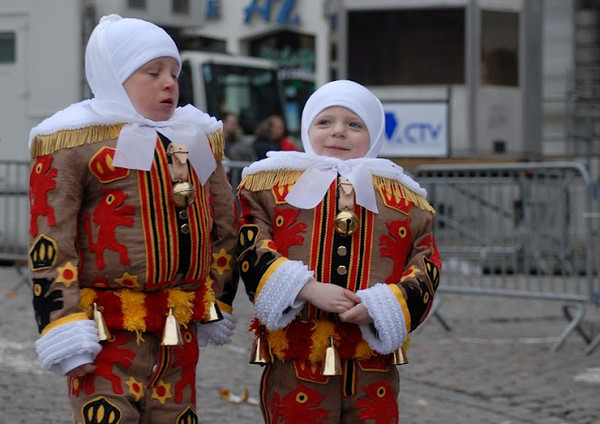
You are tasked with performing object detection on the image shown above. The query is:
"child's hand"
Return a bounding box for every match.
[67,363,96,378]
[339,302,372,325]
[297,280,358,313]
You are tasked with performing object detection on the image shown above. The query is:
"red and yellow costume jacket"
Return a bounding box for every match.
[237,168,441,366]
[29,124,238,361]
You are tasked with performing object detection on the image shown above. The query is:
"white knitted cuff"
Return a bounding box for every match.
[36,319,102,375]
[356,283,407,354]
[255,259,313,330]
[197,311,237,346]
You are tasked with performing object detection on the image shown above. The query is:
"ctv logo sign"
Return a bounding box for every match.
[380,102,448,157]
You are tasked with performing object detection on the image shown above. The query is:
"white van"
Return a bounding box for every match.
[178,51,286,140]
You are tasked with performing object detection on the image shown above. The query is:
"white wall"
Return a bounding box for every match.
[0,0,81,161]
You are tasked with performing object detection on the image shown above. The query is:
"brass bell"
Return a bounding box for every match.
[249,332,271,365]
[323,336,342,376]
[203,301,223,323]
[392,347,408,365]
[171,181,196,208]
[161,308,183,346]
[93,302,111,341]
[334,209,359,236]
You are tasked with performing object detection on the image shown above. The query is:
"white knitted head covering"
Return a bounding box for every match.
[85,14,181,102]
[301,79,385,158]
[242,79,426,213]
[29,15,218,185]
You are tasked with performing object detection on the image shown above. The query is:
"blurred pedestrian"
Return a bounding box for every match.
[28,15,238,422]
[252,114,298,159]
[237,80,441,423]
[223,111,256,161]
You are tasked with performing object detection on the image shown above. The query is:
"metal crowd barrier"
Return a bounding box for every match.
[0,159,30,299]
[413,162,600,353]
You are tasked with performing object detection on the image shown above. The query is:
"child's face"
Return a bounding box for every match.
[123,57,179,121]
[308,106,370,160]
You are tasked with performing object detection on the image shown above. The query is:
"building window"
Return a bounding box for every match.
[172,0,190,14]
[347,8,465,85]
[0,32,16,63]
[480,10,519,86]
[128,0,146,10]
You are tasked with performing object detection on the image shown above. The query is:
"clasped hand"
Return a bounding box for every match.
[296,279,372,325]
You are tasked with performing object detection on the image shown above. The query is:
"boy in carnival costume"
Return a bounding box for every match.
[29,15,238,422]
[237,80,441,423]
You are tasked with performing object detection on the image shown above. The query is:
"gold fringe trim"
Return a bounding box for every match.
[31,125,226,162]
[207,129,225,161]
[239,170,305,192]
[241,170,436,215]
[30,124,125,158]
[373,176,436,214]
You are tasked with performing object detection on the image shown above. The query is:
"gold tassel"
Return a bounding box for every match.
[93,303,111,341]
[323,336,342,376]
[249,332,270,365]
[161,308,183,346]
[203,301,223,323]
[392,347,409,365]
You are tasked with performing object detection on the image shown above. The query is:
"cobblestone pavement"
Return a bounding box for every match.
[1,265,599,423]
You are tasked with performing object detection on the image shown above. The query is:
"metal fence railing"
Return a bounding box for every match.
[413,162,600,353]
[0,159,30,299]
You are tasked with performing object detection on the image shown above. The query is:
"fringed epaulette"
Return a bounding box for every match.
[239,169,305,192]
[30,124,124,159]
[207,129,225,161]
[373,175,436,214]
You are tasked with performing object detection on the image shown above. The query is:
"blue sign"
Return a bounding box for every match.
[243,0,300,25]
[380,102,448,157]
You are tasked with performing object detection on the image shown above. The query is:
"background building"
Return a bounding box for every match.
[0,0,598,177]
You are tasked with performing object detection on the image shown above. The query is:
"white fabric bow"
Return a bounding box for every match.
[285,156,380,213]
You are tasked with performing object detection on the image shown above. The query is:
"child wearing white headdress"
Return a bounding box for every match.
[29,15,238,422]
[238,79,441,423]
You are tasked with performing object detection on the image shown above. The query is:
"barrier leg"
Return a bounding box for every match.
[418,294,452,332]
[552,301,586,352]
[583,332,600,355]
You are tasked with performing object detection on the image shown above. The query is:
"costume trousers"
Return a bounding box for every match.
[68,327,199,424]
[259,358,400,424]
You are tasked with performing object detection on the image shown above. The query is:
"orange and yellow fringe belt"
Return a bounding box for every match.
[250,318,392,364]
[80,285,214,338]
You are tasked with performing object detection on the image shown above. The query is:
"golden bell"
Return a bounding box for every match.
[323,336,342,376]
[392,347,409,365]
[203,301,223,323]
[93,303,111,341]
[334,209,359,236]
[161,308,183,346]
[249,333,271,365]
[171,181,196,208]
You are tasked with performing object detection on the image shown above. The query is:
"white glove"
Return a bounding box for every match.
[196,311,237,347]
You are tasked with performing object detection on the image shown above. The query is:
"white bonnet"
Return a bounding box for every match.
[85,14,181,101]
[300,79,385,158]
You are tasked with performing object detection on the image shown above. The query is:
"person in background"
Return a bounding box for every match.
[28,15,238,422]
[223,111,256,162]
[237,80,441,423]
[252,114,298,159]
